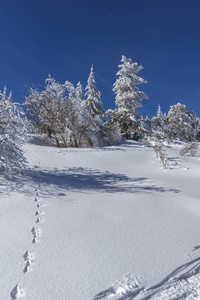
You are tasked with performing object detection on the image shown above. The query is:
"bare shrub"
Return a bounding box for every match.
[180,142,198,156]
[153,145,169,169]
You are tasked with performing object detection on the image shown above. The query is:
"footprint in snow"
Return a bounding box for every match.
[31,227,41,243]
[23,251,33,273]
[10,283,25,300]
[23,260,31,273]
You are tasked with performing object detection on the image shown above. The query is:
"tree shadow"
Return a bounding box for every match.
[0,167,181,196]
[23,167,181,195]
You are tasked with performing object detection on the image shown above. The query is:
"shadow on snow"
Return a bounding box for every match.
[27,167,180,195]
[0,167,181,196]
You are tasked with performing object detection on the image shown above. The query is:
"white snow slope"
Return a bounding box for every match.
[0,138,200,300]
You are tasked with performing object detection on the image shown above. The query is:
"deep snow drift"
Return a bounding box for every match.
[0,138,200,300]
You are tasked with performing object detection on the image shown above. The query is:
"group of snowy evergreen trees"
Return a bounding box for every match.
[25,55,200,145]
[25,66,122,148]
[0,55,200,172]
[146,102,199,142]
[25,55,149,147]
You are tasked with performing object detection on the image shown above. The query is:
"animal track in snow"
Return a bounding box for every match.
[36,217,41,223]
[23,251,33,273]
[31,227,41,243]
[35,210,40,216]
[23,260,31,273]
[10,283,25,300]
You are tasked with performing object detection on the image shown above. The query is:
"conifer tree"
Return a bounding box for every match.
[76,82,85,102]
[82,65,105,146]
[83,65,104,118]
[151,105,169,140]
[110,55,148,139]
[166,103,196,141]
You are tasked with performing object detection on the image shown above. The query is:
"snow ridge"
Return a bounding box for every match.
[92,257,200,300]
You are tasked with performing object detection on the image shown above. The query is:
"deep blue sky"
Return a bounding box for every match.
[1,0,200,117]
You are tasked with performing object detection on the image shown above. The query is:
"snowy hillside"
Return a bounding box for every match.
[1,138,200,300]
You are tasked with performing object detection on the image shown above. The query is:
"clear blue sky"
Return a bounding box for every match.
[1,0,200,117]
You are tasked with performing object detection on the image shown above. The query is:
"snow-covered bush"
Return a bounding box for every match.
[100,120,124,146]
[146,139,169,169]
[0,87,27,173]
[153,144,169,169]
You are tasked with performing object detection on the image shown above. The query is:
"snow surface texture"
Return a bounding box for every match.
[0,139,200,299]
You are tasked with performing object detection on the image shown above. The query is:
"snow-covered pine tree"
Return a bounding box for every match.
[166,102,197,141]
[83,65,104,118]
[151,105,169,140]
[75,82,85,102]
[82,65,105,146]
[111,55,148,140]
[156,104,163,119]
[0,87,27,173]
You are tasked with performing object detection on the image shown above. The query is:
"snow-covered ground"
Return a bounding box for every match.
[1,138,200,300]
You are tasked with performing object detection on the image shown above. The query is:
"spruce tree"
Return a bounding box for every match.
[167,103,196,141]
[111,55,148,139]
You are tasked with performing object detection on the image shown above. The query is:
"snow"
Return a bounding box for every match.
[0,138,200,299]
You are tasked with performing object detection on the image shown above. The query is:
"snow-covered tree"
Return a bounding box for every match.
[156,104,163,119]
[25,75,67,141]
[83,65,104,118]
[25,87,43,129]
[166,103,196,141]
[150,105,169,140]
[110,55,148,139]
[75,82,85,102]
[0,87,27,172]
[195,117,200,140]
[62,81,92,147]
[81,65,105,146]
[25,75,106,148]
[40,75,67,139]
[113,56,148,115]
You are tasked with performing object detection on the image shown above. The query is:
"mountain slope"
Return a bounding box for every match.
[0,139,200,300]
